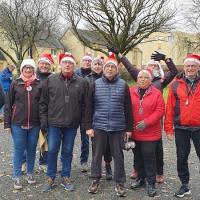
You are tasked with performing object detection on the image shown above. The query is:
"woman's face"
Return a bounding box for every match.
[137,71,152,89]
[22,66,34,78]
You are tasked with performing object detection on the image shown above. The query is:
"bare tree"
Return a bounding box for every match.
[0,0,59,67]
[60,0,175,55]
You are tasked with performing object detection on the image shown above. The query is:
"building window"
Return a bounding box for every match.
[167,35,174,42]
[51,49,57,56]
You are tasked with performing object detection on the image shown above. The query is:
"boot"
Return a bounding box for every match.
[147,184,156,197]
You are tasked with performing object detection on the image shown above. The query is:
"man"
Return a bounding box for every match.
[21,53,54,173]
[40,52,87,192]
[84,52,133,197]
[108,46,178,183]
[86,56,113,180]
[75,52,92,172]
[164,54,200,198]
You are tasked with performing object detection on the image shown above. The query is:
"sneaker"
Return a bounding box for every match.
[105,164,113,180]
[174,184,191,198]
[13,177,22,190]
[147,184,157,197]
[115,183,127,197]
[156,174,164,183]
[21,163,26,173]
[130,178,145,189]
[88,180,100,194]
[61,177,75,191]
[130,168,138,179]
[39,164,47,173]
[42,178,55,192]
[81,162,88,173]
[27,174,36,184]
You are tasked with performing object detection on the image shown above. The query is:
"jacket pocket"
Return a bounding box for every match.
[12,105,16,121]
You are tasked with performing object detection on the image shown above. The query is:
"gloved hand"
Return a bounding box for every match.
[136,120,146,131]
[151,51,166,61]
[41,124,47,133]
[107,45,120,55]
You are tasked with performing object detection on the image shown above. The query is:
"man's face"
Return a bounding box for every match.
[81,59,92,69]
[60,61,74,74]
[92,62,103,74]
[184,61,200,78]
[146,64,159,73]
[38,61,51,73]
[137,72,152,89]
[104,64,118,80]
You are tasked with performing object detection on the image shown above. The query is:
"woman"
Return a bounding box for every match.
[4,59,42,190]
[129,70,165,197]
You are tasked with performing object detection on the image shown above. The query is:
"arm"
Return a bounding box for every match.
[144,92,165,127]
[124,84,133,132]
[4,81,15,129]
[119,54,139,81]
[39,79,49,127]
[164,84,176,135]
[83,82,95,130]
[0,84,4,109]
[161,58,178,88]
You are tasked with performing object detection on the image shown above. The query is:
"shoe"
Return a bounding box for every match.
[39,164,47,173]
[174,184,191,198]
[88,180,100,194]
[42,178,55,192]
[147,184,157,197]
[81,162,88,173]
[27,174,36,184]
[13,177,22,190]
[115,183,127,197]
[130,168,138,179]
[105,164,112,180]
[130,178,145,189]
[21,163,26,173]
[61,177,75,191]
[156,174,164,183]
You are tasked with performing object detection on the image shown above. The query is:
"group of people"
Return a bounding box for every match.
[2,47,200,198]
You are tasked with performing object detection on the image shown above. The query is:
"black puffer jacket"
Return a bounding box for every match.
[4,78,42,128]
[39,73,87,128]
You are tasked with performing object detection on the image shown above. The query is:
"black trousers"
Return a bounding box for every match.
[103,135,112,163]
[134,140,159,185]
[133,138,164,175]
[175,128,200,184]
[90,129,126,183]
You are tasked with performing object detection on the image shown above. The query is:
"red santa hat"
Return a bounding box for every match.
[82,52,93,61]
[103,52,118,72]
[59,52,76,65]
[184,54,200,65]
[38,53,54,65]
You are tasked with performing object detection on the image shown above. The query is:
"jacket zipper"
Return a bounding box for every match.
[27,91,30,128]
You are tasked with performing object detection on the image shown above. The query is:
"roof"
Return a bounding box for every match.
[35,32,64,49]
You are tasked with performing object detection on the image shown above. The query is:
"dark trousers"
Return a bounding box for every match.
[133,139,164,175]
[80,126,89,164]
[91,129,126,183]
[104,135,112,163]
[175,128,200,184]
[134,141,158,185]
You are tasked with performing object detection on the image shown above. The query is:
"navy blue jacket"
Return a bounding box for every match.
[0,67,13,93]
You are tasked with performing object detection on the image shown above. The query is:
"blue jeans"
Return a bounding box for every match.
[47,126,77,179]
[80,126,89,164]
[11,124,40,177]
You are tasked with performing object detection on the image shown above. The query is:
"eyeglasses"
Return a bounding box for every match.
[23,66,34,70]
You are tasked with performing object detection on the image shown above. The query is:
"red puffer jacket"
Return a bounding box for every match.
[130,85,165,141]
[164,77,200,135]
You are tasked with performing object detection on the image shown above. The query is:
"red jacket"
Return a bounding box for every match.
[130,85,165,141]
[164,77,200,135]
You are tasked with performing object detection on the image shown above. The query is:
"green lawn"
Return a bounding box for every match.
[127,80,169,102]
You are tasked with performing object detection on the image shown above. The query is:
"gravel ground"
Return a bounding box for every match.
[0,124,200,200]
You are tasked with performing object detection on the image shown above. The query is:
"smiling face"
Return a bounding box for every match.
[103,63,118,80]
[184,61,200,78]
[137,71,152,89]
[92,61,103,74]
[22,66,34,78]
[38,61,51,73]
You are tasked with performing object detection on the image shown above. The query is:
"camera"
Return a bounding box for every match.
[123,139,135,151]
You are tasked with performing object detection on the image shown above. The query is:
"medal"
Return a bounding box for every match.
[139,107,143,114]
[185,99,189,106]
[26,86,32,92]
